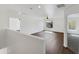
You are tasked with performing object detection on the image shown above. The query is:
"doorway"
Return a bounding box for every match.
[9,17,20,31]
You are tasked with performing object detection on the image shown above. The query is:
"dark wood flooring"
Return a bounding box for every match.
[62,47,74,54]
[32,30,74,54]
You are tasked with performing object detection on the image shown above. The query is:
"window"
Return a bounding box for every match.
[68,20,76,30]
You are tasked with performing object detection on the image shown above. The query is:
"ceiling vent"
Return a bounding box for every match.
[56,4,65,8]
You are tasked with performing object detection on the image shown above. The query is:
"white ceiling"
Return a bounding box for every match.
[0,4,46,17]
[0,4,67,18]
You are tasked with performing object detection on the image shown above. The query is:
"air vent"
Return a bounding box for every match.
[56,4,65,8]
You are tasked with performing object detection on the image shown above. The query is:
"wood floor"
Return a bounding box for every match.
[32,30,74,54]
[62,47,74,54]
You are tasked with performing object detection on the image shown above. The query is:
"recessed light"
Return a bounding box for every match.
[38,5,41,8]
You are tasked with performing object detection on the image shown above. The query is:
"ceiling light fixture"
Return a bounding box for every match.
[38,5,41,8]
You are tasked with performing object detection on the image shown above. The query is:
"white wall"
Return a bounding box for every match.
[0,9,9,30]
[3,5,45,34]
[0,29,7,49]
[0,4,66,33]
[0,5,45,50]
[0,5,65,34]
[6,29,45,54]
[19,5,65,34]
[53,7,65,32]
[0,8,9,49]
[44,5,65,32]
[20,15,44,34]
[9,18,20,31]
[43,5,56,18]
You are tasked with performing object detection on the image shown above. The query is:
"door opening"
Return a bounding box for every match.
[9,18,20,31]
